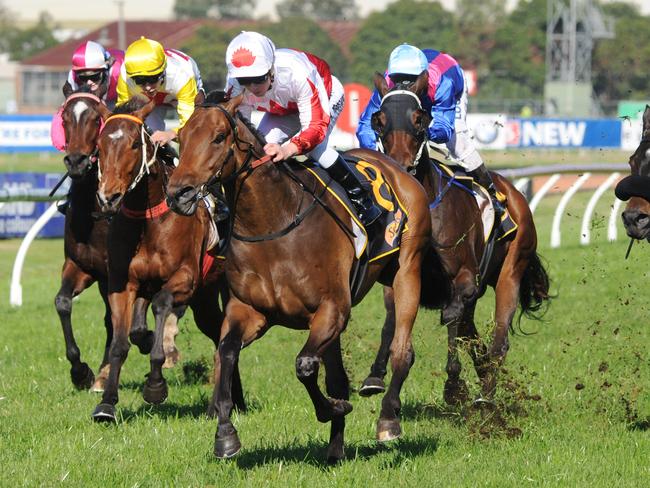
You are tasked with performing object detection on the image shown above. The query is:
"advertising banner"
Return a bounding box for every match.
[466,113,507,150]
[0,115,57,152]
[506,118,622,148]
[0,173,66,238]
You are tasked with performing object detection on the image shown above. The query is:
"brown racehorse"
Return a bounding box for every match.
[56,88,173,392]
[362,72,550,404]
[90,99,245,422]
[165,93,432,463]
[616,106,650,240]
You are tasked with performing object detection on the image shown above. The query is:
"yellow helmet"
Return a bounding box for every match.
[125,37,167,77]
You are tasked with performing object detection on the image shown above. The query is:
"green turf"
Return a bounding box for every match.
[0,197,649,486]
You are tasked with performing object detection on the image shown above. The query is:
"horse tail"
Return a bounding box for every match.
[518,252,551,322]
[419,248,452,310]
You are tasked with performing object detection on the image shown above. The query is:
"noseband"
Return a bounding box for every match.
[377,90,428,174]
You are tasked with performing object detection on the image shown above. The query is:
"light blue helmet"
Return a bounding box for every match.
[387,44,428,77]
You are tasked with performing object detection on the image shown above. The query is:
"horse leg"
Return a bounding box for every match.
[92,288,136,422]
[214,300,266,459]
[359,286,394,397]
[54,259,95,390]
[142,289,174,405]
[162,305,185,368]
[91,280,114,393]
[189,286,246,417]
[376,263,420,442]
[129,297,153,355]
[322,337,350,464]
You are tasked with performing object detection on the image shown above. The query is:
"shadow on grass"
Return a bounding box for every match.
[399,400,463,423]
[118,397,261,422]
[229,435,440,470]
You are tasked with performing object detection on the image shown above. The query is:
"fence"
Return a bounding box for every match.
[2,163,630,306]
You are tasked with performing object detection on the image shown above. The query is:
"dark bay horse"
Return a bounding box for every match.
[616,106,650,240]
[166,94,432,463]
[90,99,245,422]
[56,89,171,391]
[363,72,550,404]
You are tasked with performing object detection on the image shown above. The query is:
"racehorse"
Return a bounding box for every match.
[90,98,245,422]
[165,93,432,463]
[361,72,550,404]
[616,106,650,241]
[55,87,179,392]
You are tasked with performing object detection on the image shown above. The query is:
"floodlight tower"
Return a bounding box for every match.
[544,0,614,116]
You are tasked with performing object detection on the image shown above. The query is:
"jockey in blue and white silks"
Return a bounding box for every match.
[357,44,506,217]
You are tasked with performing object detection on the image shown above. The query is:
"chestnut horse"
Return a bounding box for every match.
[616,106,650,241]
[90,99,245,422]
[362,72,550,404]
[166,94,432,463]
[55,88,178,392]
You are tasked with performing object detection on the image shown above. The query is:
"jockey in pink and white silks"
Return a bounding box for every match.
[225,31,380,226]
[51,41,123,151]
[357,43,506,218]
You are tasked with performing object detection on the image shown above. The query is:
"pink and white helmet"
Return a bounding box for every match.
[226,31,275,79]
[71,41,110,71]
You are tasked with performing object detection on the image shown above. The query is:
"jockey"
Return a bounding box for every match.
[51,41,123,153]
[225,31,381,226]
[357,43,506,219]
[117,36,205,148]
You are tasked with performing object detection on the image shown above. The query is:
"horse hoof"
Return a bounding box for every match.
[90,379,105,393]
[317,399,353,423]
[71,363,95,390]
[143,379,168,405]
[326,447,345,465]
[358,376,385,397]
[473,397,496,410]
[376,418,402,442]
[206,403,217,419]
[214,433,241,459]
[130,330,154,355]
[92,403,117,423]
[443,379,470,406]
[162,347,181,369]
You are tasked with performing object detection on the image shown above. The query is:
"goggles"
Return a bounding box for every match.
[236,73,270,86]
[132,73,163,86]
[77,71,105,83]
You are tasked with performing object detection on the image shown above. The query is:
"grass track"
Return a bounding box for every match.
[1,196,649,486]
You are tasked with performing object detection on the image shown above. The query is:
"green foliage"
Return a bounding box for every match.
[276,0,358,21]
[173,0,256,20]
[181,18,348,91]
[453,0,506,72]
[0,10,57,61]
[592,3,650,104]
[348,0,458,87]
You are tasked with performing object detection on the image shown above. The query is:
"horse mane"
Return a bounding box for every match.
[113,97,149,115]
[201,90,267,146]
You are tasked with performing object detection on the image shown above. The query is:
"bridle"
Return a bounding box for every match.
[62,92,105,162]
[376,89,428,175]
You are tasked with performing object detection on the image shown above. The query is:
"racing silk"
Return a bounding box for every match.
[116,48,201,131]
[357,49,465,149]
[66,49,124,108]
[225,49,333,154]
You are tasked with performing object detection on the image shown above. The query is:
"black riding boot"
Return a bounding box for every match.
[469,165,506,222]
[326,156,382,226]
[158,144,179,166]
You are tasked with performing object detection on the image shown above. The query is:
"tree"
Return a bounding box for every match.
[0,1,16,53]
[592,3,650,106]
[348,0,458,87]
[453,0,506,73]
[276,0,358,21]
[174,0,256,20]
[7,12,58,61]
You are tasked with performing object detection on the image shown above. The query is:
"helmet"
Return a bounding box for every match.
[226,31,275,79]
[71,41,110,71]
[387,44,428,77]
[124,37,167,77]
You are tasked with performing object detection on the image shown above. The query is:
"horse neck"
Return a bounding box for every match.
[415,151,439,194]
[122,159,167,212]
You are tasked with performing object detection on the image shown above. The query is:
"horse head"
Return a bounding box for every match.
[166,92,254,216]
[370,71,430,173]
[95,98,157,215]
[616,105,650,240]
[61,85,110,178]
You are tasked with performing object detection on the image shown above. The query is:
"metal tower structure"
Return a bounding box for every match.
[544,0,614,116]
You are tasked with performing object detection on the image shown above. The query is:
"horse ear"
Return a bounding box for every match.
[371,110,386,136]
[62,81,73,98]
[96,102,112,121]
[411,108,432,133]
[643,105,650,134]
[373,72,389,98]
[223,93,244,114]
[133,98,156,122]
[411,70,429,96]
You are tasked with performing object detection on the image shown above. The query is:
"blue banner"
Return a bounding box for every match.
[0,114,57,152]
[0,173,66,238]
[506,118,622,148]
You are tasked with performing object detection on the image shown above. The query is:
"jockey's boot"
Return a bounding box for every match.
[214,199,230,223]
[469,164,507,223]
[158,144,179,166]
[326,155,382,227]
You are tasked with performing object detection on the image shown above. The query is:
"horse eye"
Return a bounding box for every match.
[213,133,226,144]
[131,140,142,149]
